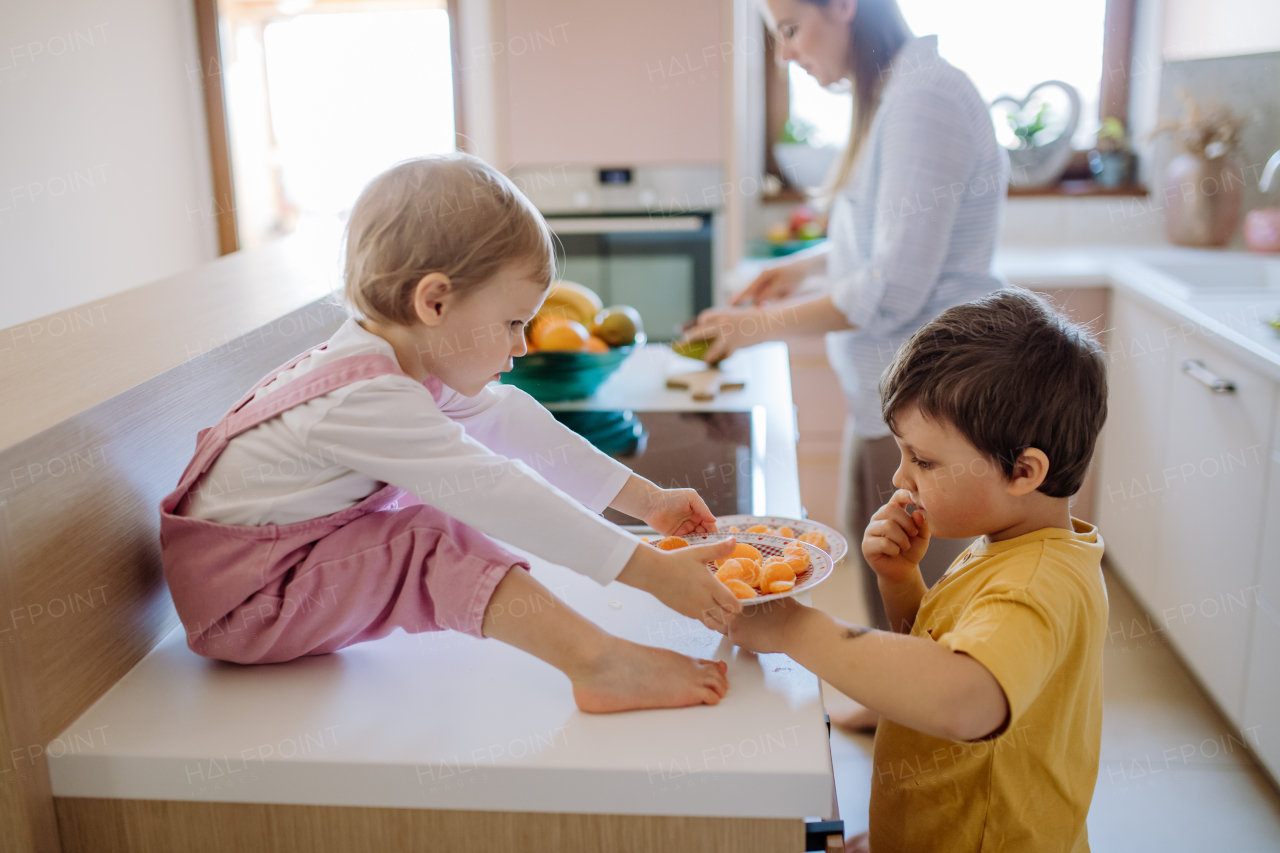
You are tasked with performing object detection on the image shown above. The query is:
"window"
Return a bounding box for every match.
[767,0,1134,195]
[197,0,461,252]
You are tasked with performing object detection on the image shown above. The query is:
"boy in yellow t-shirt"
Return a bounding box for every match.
[727,288,1109,852]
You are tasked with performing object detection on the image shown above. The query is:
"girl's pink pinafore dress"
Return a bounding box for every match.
[158,343,526,664]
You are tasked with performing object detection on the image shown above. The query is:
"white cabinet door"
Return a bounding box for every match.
[1095,294,1176,608]
[1155,334,1277,724]
[1241,397,1280,781]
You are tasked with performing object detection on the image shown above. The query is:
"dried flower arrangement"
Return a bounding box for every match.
[1150,88,1245,160]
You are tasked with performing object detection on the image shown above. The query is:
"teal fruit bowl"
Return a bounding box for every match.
[500,334,645,402]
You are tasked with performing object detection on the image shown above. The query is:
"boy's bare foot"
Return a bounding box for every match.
[571,637,729,713]
[829,703,880,733]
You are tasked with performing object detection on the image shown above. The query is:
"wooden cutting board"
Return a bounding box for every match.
[665,368,746,401]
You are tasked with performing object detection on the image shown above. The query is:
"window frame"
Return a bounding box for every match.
[192,0,466,255]
[761,0,1141,200]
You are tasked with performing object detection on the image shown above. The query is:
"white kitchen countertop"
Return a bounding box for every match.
[47,342,834,818]
[995,246,1280,385]
[734,245,1280,384]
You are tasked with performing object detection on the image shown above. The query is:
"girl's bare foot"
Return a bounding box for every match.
[571,636,729,713]
[830,703,880,733]
[479,567,728,713]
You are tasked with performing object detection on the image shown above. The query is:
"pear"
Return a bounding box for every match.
[591,305,643,347]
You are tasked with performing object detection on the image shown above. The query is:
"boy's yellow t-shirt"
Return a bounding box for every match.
[869,518,1107,853]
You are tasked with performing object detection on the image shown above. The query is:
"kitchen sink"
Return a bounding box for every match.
[1144,255,1280,299]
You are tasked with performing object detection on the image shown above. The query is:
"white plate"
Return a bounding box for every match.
[680,532,834,605]
[713,515,849,563]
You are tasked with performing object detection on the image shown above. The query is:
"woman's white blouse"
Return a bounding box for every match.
[817,35,1008,438]
[181,317,640,585]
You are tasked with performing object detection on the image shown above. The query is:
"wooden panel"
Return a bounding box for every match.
[55,798,804,853]
[0,302,344,853]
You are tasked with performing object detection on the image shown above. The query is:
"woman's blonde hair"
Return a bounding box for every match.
[343,153,557,325]
[803,0,913,199]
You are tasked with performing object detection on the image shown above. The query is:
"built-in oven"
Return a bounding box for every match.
[508,165,722,342]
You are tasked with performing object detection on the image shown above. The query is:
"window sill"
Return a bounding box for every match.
[1008,181,1148,198]
[761,181,1149,205]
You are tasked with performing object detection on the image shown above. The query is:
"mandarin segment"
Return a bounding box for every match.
[723,579,758,599]
[760,560,796,591]
[799,530,829,551]
[715,558,754,586]
[655,536,689,551]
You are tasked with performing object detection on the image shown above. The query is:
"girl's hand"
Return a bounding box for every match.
[681,305,765,364]
[643,487,717,537]
[726,597,806,653]
[618,539,742,630]
[729,261,808,306]
[862,489,931,584]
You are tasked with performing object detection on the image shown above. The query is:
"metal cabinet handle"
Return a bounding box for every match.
[1181,359,1237,393]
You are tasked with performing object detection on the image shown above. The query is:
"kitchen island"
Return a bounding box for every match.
[45,340,838,852]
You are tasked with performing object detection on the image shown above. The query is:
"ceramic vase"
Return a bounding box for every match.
[1162,152,1243,247]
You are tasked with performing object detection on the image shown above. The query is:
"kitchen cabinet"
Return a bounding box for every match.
[1155,332,1276,725]
[1095,293,1177,605]
[1097,291,1278,727]
[1241,396,1280,782]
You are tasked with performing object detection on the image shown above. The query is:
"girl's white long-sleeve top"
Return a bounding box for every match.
[180,317,641,585]
[815,34,1009,439]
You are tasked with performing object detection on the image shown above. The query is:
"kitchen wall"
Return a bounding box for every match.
[0,0,218,330]
[1162,0,1280,60]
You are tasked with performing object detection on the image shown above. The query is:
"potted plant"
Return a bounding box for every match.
[1087,117,1135,187]
[1150,89,1246,246]
[991,80,1081,188]
[773,117,840,191]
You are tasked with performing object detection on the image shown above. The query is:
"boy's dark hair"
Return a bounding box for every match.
[880,287,1107,498]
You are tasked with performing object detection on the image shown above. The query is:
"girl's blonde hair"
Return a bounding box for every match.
[343,154,557,325]
[804,0,913,199]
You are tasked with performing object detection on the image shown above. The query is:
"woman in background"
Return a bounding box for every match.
[685,0,1008,730]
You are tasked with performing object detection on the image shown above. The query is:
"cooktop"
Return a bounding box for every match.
[551,408,765,525]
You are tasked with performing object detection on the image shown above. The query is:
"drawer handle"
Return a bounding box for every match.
[1181,359,1237,393]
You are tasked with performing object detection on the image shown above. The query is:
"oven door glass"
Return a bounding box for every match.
[548,214,712,342]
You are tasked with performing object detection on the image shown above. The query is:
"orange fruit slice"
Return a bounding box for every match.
[746,524,769,533]
[715,558,755,586]
[777,526,795,538]
[654,536,689,550]
[799,530,828,551]
[765,580,795,594]
[722,579,757,599]
[715,543,763,567]
[761,560,796,591]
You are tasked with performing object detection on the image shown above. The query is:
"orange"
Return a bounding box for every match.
[777,526,795,538]
[722,579,757,599]
[654,536,689,551]
[799,530,828,551]
[760,560,796,591]
[715,558,754,586]
[716,543,763,568]
[533,318,589,351]
[747,524,769,533]
[584,335,609,353]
